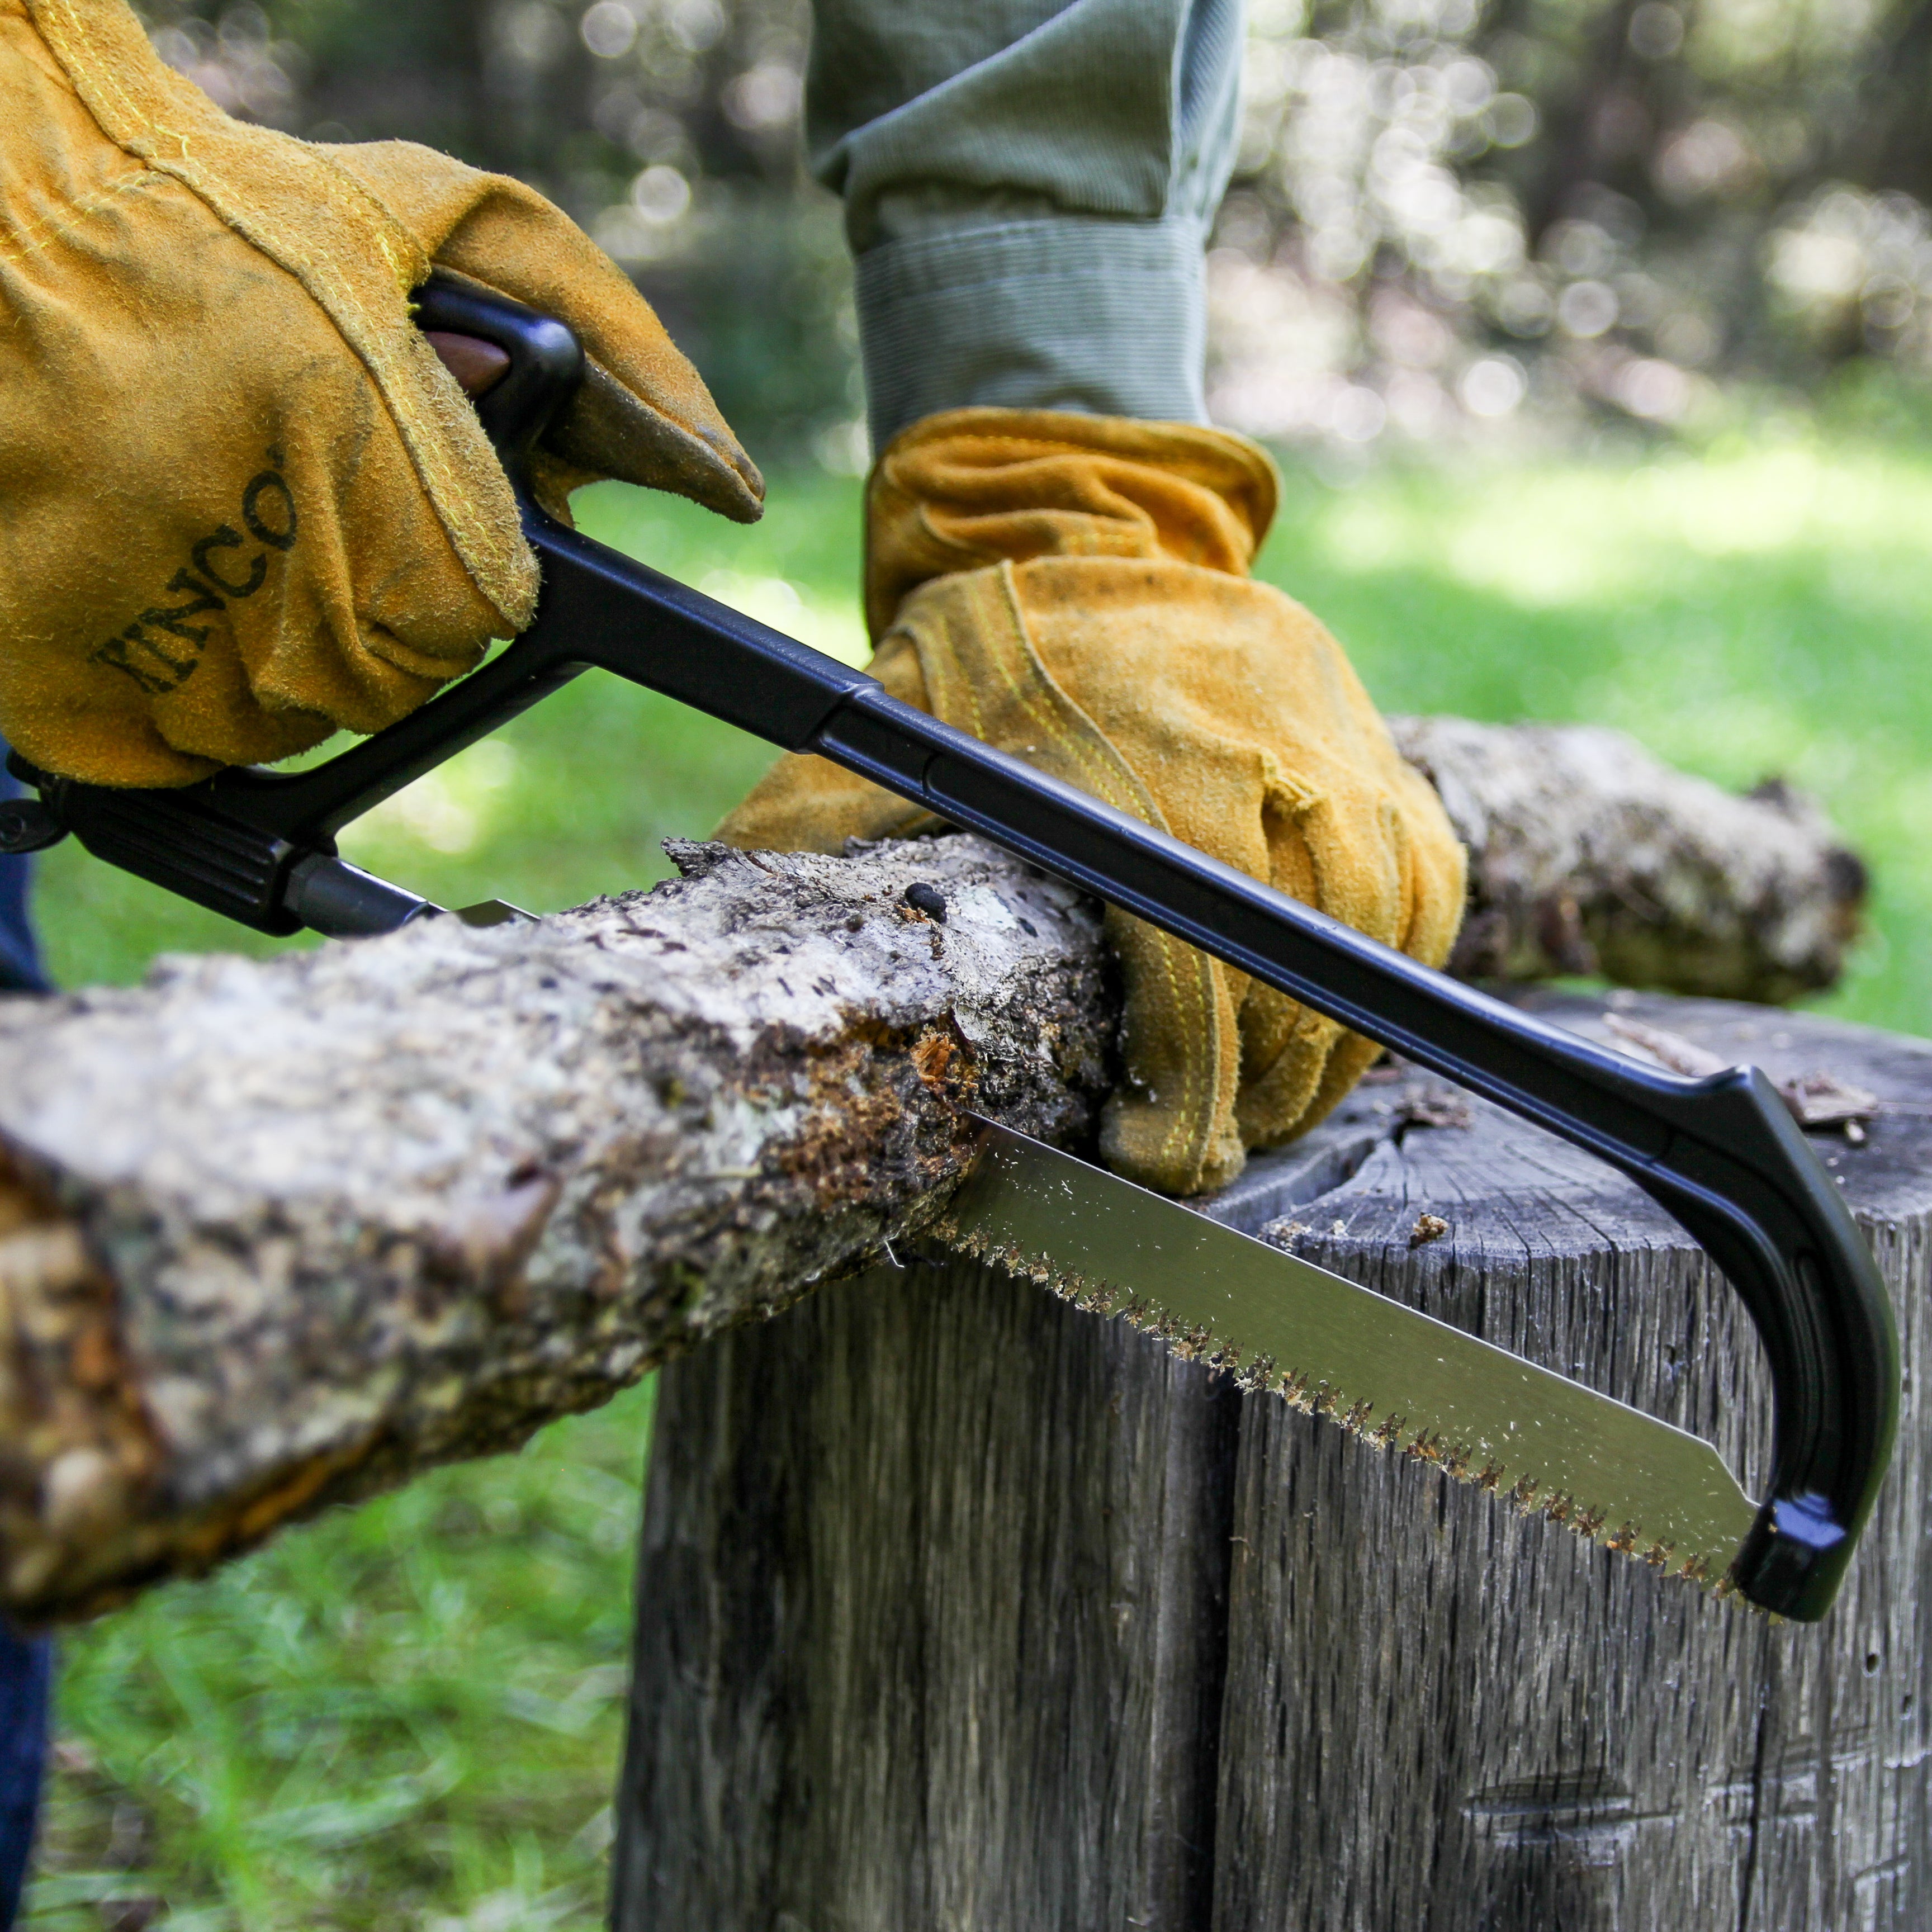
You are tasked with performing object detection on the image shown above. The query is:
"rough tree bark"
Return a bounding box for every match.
[0,722,1862,1623]
[0,837,1111,1621]
[1390,716,1865,998]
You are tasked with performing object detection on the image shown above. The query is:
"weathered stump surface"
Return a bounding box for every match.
[614,992,1930,1930]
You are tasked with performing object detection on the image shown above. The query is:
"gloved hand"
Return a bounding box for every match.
[718,409,1466,1194]
[1,0,761,788]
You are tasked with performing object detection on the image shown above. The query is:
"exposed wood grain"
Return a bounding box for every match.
[1214,995,1931,1931]
[614,1257,1241,1929]
[616,993,1929,1930]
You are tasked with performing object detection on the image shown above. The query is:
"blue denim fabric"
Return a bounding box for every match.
[0,1623,50,1929]
[0,757,48,997]
[0,744,50,1928]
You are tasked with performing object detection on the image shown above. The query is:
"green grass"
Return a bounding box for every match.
[1251,428,1932,1037]
[23,425,1932,1925]
[26,1385,652,1931]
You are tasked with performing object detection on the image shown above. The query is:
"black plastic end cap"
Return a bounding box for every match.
[0,798,67,855]
[1731,1493,1855,1621]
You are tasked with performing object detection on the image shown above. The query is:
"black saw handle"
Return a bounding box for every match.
[6,273,1896,1621]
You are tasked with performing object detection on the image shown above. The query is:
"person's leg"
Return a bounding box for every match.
[0,746,51,1929]
[0,1621,50,1928]
[0,756,48,997]
[0,753,46,997]
[806,0,1244,445]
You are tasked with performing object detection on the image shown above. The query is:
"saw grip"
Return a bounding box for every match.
[0,272,1897,1622]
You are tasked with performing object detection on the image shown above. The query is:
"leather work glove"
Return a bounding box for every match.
[718,410,1467,1195]
[1,0,761,789]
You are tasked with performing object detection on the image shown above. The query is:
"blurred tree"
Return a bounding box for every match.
[1214,0,1932,447]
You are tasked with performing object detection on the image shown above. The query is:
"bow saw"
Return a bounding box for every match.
[0,273,1897,1622]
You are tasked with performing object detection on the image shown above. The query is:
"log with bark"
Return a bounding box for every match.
[1389,716,1866,999]
[0,836,1112,1620]
[0,722,1865,1622]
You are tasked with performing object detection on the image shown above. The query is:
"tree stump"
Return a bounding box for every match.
[612,992,1930,1930]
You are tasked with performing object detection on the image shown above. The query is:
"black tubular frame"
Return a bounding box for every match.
[8,271,1897,1621]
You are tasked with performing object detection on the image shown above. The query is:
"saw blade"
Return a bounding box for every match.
[935,1121,1758,1595]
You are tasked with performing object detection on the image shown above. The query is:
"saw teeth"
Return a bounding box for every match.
[1236,1353,1279,1393]
[960,1237,1745,1604]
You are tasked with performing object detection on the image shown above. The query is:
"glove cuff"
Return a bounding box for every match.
[864,407,1281,639]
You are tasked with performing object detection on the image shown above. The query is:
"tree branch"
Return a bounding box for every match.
[0,722,1863,1620]
[1392,717,1864,1000]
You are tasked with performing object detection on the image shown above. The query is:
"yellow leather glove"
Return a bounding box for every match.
[718,409,1467,1195]
[1,0,761,788]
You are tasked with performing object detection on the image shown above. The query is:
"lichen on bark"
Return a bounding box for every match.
[0,837,1111,1620]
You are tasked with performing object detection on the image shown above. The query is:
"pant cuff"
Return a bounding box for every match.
[854,216,1209,448]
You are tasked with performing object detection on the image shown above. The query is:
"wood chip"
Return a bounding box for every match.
[1604,1013,1878,1129]
[1409,1212,1450,1249]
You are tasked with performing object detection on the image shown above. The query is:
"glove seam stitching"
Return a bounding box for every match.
[31,0,534,629]
[0,167,167,266]
[975,565,1222,1181]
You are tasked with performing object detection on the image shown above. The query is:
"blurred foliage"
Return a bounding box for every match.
[136,0,1932,460]
[1214,0,1932,447]
[135,0,861,465]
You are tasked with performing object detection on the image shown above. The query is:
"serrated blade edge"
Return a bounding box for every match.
[936,1121,1758,1596]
